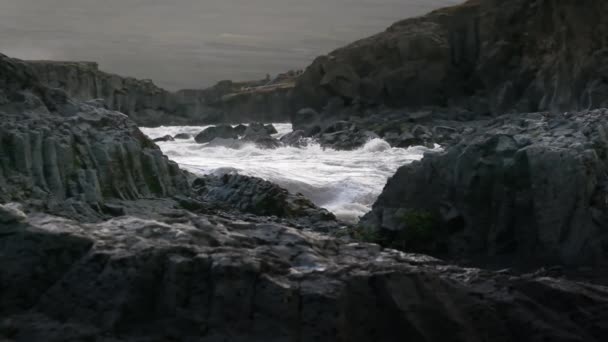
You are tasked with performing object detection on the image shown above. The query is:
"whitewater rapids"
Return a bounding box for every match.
[141,124,438,223]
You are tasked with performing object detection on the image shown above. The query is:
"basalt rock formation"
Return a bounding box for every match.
[0,54,190,221]
[3,206,608,342]
[193,173,339,231]
[361,109,608,266]
[3,2,608,339]
[292,0,608,124]
[27,61,293,127]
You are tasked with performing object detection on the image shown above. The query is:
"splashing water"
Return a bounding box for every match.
[141,124,438,223]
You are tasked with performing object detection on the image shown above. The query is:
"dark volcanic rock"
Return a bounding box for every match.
[264,123,278,135]
[242,134,281,149]
[173,133,191,140]
[242,123,282,149]
[233,124,248,136]
[318,129,379,150]
[26,61,293,126]
[2,210,608,342]
[0,54,190,221]
[361,109,608,265]
[2,52,608,342]
[193,173,337,230]
[152,135,175,142]
[280,130,308,147]
[293,0,608,120]
[0,203,27,224]
[194,124,237,144]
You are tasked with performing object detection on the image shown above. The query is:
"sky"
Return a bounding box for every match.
[0,0,460,90]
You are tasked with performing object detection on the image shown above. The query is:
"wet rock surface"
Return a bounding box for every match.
[194,124,238,143]
[2,1,608,339]
[194,122,283,149]
[2,209,608,342]
[193,173,339,231]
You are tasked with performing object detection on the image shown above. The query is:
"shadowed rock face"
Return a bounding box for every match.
[293,0,608,116]
[193,173,339,231]
[0,54,190,220]
[361,109,608,265]
[2,208,608,342]
[26,61,292,127]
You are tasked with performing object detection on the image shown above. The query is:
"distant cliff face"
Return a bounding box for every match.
[26,61,293,127]
[293,0,608,116]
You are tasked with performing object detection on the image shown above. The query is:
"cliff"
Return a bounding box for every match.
[0,54,190,220]
[26,61,293,127]
[293,0,608,116]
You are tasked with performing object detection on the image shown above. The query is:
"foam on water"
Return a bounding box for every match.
[142,124,438,223]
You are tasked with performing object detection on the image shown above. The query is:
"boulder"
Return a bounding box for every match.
[242,123,282,149]
[242,133,282,149]
[152,135,175,142]
[194,124,237,144]
[292,108,321,134]
[243,122,267,136]
[361,110,608,265]
[264,124,278,135]
[193,173,336,227]
[234,124,248,136]
[280,130,308,147]
[173,133,191,140]
[318,130,379,150]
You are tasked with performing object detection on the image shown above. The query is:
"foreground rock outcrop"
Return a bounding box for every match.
[291,0,608,142]
[361,109,608,266]
[2,207,608,342]
[27,61,293,126]
[193,173,339,231]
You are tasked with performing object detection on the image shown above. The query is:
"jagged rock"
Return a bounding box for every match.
[234,124,248,136]
[193,173,337,229]
[0,203,27,224]
[318,130,379,150]
[152,135,175,142]
[264,124,278,135]
[241,124,282,149]
[242,134,282,149]
[194,124,237,144]
[292,108,322,134]
[280,130,308,147]
[2,210,608,341]
[361,109,608,265]
[26,61,293,126]
[173,133,191,140]
[0,53,190,221]
[293,0,608,121]
[243,122,268,136]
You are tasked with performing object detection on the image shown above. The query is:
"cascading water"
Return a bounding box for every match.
[141,124,438,223]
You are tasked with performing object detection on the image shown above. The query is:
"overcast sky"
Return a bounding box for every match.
[0,0,460,89]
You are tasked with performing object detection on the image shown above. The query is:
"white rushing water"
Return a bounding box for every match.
[141,124,438,223]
